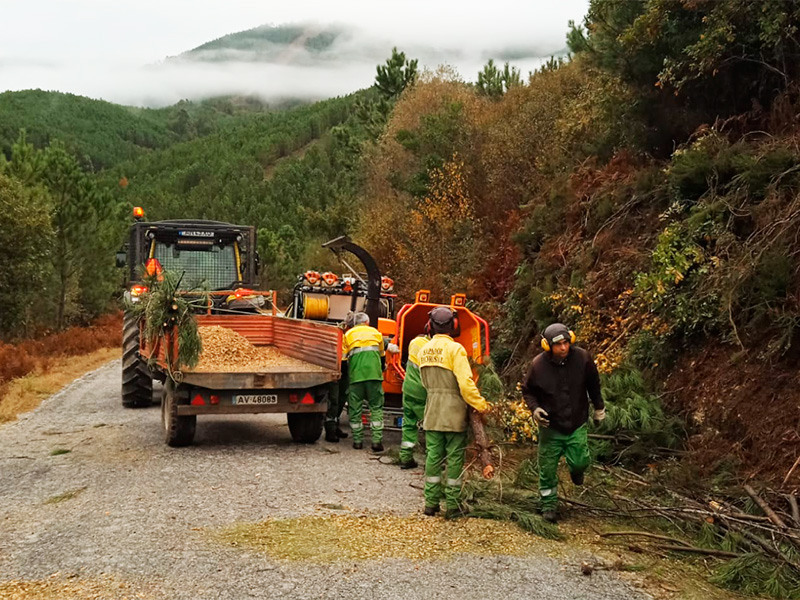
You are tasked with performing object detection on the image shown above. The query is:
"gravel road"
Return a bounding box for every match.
[0,360,651,600]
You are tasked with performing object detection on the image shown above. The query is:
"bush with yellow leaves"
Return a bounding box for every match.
[488,385,537,446]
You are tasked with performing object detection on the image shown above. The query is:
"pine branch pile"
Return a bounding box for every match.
[574,469,800,599]
[125,270,207,374]
[459,457,562,540]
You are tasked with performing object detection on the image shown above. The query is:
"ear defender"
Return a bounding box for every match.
[452,312,461,337]
[540,329,576,352]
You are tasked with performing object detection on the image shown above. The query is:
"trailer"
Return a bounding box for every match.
[141,312,341,447]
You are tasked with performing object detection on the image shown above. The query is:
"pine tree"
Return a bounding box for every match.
[477,59,522,98]
[375,48,418,98]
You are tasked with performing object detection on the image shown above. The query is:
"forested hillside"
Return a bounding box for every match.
[0,84,387,336]
[0,90,276,170]
[102,91,383,290]
[177,23,345,62]
[356,1,800,493]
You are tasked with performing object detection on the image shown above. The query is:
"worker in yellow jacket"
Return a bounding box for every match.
[343,312,385,452]
[419,307,490,518]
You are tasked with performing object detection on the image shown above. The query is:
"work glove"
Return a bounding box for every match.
[532,407,550,427]
[593,408,606,423]
[387,343,400,354]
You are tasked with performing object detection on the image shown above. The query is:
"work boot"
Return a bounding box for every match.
[371,442,384,453]
[352,441,363,450]
[423,505,440,517]
[399,458,418,470]
[336,428,349,439]
[570,471,585,486]
[542,510,558,524]
[324,429,339,443]
[444,508,463,520]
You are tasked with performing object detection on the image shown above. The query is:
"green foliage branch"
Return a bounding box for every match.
[125,270,207,375]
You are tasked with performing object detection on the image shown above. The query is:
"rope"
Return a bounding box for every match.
[303,295,329,320]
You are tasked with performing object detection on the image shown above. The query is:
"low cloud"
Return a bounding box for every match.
[1,47,552,107]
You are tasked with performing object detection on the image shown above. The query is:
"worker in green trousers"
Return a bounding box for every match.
[521,323,605,523]
[343,312,385,452]
[419,307,490,518]
[398,334,429,469]
[325,313,353,443]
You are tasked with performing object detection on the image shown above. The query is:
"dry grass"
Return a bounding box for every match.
[0,574,155,600]
[0,347,120,423]
[44,487,87,505]
[215,514,547,562]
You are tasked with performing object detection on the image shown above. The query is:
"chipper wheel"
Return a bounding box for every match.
[287,413,324,444]
[121,311,152,408]
[161,379,196,447]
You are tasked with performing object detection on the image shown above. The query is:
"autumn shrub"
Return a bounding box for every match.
[0,312,121,387]
[0,342,37,386]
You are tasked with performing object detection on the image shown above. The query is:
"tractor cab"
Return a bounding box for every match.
[117,207,263,312]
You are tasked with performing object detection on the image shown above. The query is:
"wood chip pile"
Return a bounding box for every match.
[192,326,324,373]
[216,514,543,562]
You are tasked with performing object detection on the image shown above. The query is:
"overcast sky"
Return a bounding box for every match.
[0,0,589,106]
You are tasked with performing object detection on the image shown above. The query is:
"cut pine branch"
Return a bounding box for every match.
[599,531,692,546]
[656,544,741,558]
[744,484,787,529]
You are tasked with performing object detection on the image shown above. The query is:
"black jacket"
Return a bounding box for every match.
[521,346,603,434]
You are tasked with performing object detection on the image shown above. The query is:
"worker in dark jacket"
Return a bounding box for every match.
[521,323,605,523]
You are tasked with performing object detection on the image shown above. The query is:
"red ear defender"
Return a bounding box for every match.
[452,314,461,337]
[424,320,433,336]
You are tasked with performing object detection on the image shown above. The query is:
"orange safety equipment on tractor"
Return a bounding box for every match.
[304,271,321,286]
[145,258,163,279]
[540,323,576,352]
[321,272,339,286]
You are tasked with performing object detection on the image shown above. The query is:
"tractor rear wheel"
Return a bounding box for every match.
[161,379,196,447]
[287,413,324,444]
[121,311,152,408]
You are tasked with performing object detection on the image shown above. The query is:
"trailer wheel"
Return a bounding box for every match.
[122,311,152,408]
[161,380,196,447]
[287,413,324,444]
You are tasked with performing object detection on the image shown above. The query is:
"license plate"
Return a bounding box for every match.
[233,394,278,405]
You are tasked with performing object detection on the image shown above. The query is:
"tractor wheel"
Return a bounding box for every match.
[287,413,324,444]
[161,379,196,447]
[121,311,152,408]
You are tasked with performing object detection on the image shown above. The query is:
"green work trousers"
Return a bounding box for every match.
[348,380,384,443]
[423,431,467,510]
[399,393,426,463]
[325,367,349,435]
[538,424,591,511]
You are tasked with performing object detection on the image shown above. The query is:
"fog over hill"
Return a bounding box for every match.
[1,1,588,107]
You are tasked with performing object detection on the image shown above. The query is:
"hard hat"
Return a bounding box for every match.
[429,306,455,325]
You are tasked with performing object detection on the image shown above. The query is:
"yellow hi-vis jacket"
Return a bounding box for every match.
[343,324,385,383]
[419,334,489,432]
[402,335,428,401]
